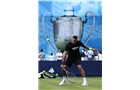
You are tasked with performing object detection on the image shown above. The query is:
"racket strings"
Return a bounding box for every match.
[67,72,77,84]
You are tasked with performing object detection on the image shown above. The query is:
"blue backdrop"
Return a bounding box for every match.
[38,0,102,60]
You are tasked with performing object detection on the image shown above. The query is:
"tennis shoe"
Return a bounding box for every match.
[82,82,88,86]
[59,80,67,85]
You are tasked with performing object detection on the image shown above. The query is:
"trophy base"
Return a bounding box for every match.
[55,41,70,52]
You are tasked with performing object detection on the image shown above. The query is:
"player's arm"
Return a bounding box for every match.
[83,45,96,51]
[62,51,68,64]
[80,41,97,51]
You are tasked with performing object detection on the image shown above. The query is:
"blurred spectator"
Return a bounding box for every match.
[56,50,63,61]
[87,48,94,61]
[83,49,88,61]
[38,49,45,61]
[80,49,86,61]
[49,53,55,61]
[80,49,88,61]
[98,51,102,61]
[93,49,99,61]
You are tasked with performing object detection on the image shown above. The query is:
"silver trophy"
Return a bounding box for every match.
[42,1,95,52]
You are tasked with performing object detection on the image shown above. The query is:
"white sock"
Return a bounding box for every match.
[63,76,66,80]
[83,77,87,82]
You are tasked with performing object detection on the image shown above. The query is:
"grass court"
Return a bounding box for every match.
[39,77,102,90]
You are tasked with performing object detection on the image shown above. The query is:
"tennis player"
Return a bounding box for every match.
[59,35,96,86]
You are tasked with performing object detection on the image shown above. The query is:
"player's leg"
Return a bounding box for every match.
[59,59,73,85]
[77,65,88,86]
[77,65,85,77]
[59,65,68,85]
[75,58,88,86]
[61,65,67,76]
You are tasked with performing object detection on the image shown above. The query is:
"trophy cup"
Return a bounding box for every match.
[42,1,95,52]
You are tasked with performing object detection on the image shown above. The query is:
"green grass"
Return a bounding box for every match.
[38,77,102,90]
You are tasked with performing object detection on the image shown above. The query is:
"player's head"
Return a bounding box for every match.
[71,35,78,44]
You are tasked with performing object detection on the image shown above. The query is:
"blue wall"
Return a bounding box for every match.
[39,61,102,76]
[38,0,102,60]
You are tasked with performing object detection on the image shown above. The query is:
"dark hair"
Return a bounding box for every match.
[73,35,78,39]
[40,49,43,52]
[50,53,53,55]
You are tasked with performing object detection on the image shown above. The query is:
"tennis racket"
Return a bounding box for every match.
[64,69,78,84]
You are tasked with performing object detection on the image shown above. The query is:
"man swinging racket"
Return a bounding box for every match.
[59,35,97,86]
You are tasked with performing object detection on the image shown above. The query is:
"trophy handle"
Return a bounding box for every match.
[42,12,58,51]
[84,11,95,45]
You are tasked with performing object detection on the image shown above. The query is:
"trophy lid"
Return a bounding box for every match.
[64,0,75,16]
